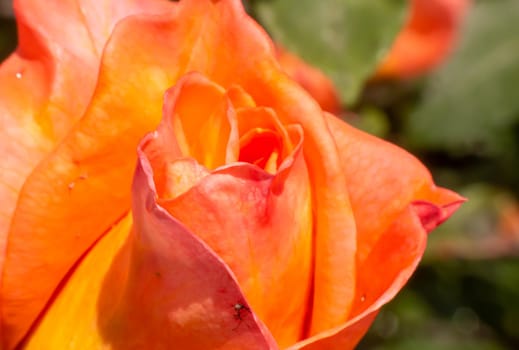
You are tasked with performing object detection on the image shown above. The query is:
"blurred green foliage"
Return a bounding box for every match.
[404,0,519,190]
[252,0,408,103]
[406,0,519,155]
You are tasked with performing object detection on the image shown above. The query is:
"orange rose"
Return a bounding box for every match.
[376,0,471,78]
[0,0,463,349]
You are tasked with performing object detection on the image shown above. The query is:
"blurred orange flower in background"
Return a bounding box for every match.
[275,0,470,110]
[275,46,341,114]
[376,0,471,78]
[0,0,463,349]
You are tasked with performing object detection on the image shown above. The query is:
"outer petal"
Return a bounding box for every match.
[376,0,470,78]
[289,113,463,347]
[0,0,174,346]
[284,114,463,348]
[324,113,464,265]
[289,206,430,350]
[23,156,277,349]
[23,213,134,349]
[245,70,358,336]
[156,138,312,348]
[0,0,172,255]
[123,150,276,349]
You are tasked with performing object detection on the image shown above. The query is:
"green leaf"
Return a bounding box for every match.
[405,0,519,157]
[252,0,408,104]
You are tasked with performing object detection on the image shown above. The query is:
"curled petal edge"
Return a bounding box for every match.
[287,197,463,350]
[412,198,465,233]
[129,135,279,349]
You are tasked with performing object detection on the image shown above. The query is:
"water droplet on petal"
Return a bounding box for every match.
[15,72,22,79]
[360,294,366,302]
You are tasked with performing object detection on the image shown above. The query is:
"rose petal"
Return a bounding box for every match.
[0,0,174,228]
[412,199,463,232]
[236,107,295,164]
[289,205,431,350]
[23,161,278,349]
[0,0,174,346]
[246,72,358,336]
[291,113,464,346]
[127,151,277,349]
[147,124,312,346]
[22,213,134,349]
[163,73,239,170]
[143,72,312,346]
[148,74,257,199]
[325,113,464,265]
[288,313,378,350]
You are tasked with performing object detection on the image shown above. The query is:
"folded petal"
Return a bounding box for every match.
[325,113,464,265]
[161,72,239,170]
[103,45,353,342]
[123,153,277,349]
[146,73,258,199]
[247,70,358,336]
[143,107,312,347]
[284,114,464,342]
[289,205,429,350]
[287,313,378,350]
[0,0,177,346]
[23,162,278,349]
[282,113,464,347]
[0,0,173,254]
[23,213,134,349]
